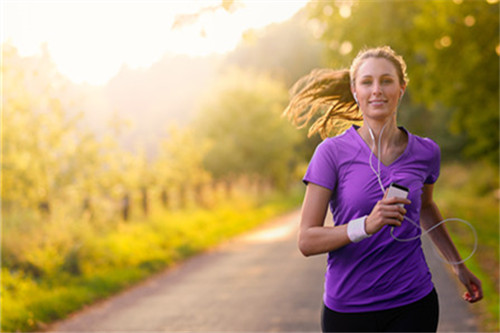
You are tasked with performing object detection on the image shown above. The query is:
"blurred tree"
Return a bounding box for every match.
[195,68,301,190]
[224,9,325,168]
[306,0,499,164]
[1,43,138,222]
[155,125,211,207]
[113,147,153,219]
[1,44,101,214]
[226,10,325,87]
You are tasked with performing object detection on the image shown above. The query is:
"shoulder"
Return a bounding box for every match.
[407,131,441,182]
[408,131,441,158]
[304,129,356,189]
[316,127,357,153]
[311,138,337,168]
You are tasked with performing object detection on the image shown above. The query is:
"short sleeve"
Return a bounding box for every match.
[303,139,337,191]
[424,139,441,184]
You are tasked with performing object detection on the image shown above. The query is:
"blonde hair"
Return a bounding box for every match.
[284,46,408,139]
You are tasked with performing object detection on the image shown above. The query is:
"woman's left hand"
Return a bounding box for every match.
[454,265,483,303]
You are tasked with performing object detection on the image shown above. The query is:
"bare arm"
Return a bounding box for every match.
[298,183,350,256]
[420,184,483,303]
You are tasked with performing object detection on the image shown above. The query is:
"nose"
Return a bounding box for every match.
[372,82,382,95]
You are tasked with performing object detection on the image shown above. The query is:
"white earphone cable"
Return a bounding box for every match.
[367,124,478,266]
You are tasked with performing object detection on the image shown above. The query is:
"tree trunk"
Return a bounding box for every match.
[122,193,131,221]
[141,187,149,216]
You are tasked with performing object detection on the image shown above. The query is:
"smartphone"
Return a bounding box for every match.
[387,182,409,207]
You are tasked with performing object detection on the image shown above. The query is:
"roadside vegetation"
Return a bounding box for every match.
[2,187,303,332]
[434,162,499,332]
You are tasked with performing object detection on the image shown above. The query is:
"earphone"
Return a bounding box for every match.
[366,123,477,265]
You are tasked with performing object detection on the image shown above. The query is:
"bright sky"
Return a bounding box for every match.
[2,1,309,85]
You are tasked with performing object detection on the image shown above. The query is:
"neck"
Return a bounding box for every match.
[359,118,400,149]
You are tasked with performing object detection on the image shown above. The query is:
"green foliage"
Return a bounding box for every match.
[306,0,499,164]
[195,68,301,189]
[1,44,135,220]
[155,125,211,189]
[2,44,88,210]
[1,190,302,332]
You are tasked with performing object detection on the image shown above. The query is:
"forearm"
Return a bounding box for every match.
[421,201,464,269]
[419,184,482,302]
[298,224,350,256]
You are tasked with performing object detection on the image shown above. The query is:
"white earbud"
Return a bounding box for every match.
[353,92,359,104]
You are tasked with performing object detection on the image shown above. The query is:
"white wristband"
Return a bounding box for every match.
[347,215,371,243]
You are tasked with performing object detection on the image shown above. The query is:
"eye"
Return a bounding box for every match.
[381,78,394,84]
[361,80,372,85]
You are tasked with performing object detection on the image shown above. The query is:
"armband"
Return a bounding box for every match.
[347,215,371,243]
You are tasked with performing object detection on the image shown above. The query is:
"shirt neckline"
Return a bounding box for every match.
[349,125,412,168]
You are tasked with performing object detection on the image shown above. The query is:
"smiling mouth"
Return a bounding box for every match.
[369,100,387,104]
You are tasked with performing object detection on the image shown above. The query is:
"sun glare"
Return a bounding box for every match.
[3,1,308,85]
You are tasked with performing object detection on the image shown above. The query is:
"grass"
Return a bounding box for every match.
[433,162,499,332]
[1,188,303,332]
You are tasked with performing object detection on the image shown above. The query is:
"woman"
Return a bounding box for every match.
[284,46,482,332]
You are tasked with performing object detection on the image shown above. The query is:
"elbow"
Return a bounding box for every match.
[298,234,314,257]
[298,244,313,257]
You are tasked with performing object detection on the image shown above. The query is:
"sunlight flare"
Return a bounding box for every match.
[3,1,308,85]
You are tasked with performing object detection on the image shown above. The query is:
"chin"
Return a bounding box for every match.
[365,110,394,120]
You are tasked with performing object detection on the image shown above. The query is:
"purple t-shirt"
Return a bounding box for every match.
[303,125,440,313]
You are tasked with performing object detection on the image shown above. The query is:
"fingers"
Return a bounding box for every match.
[462,272,482,302]
[366,205,405,234]
[463,279,483,303]
[367,192,411,235]
[382,204,407,223]
[380,208,404,225]
[457,267,483,303]
[463,286,479,303]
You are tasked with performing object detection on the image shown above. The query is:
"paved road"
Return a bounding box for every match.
[48,210,478,332]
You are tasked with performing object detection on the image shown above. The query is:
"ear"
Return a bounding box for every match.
[400,84,407,97]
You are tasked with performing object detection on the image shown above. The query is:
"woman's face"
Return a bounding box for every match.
[352,57,405,121]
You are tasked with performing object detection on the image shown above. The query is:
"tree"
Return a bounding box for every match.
[306,0,499,163]
[1,43,101,213]
[155,125,212,207]
[226,10,325,87]
[1,43,133,221]
[195,68,301,189]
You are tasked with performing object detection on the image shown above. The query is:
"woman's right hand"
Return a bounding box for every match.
[365,189,411,235]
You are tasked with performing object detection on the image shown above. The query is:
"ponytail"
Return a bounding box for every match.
[283,68,362,139]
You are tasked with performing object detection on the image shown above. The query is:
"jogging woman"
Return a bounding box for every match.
[284,46,483,332]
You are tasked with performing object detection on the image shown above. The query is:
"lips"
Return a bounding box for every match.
[369,99,387,106]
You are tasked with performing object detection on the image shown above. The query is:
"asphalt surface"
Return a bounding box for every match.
[48,210,479,332]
